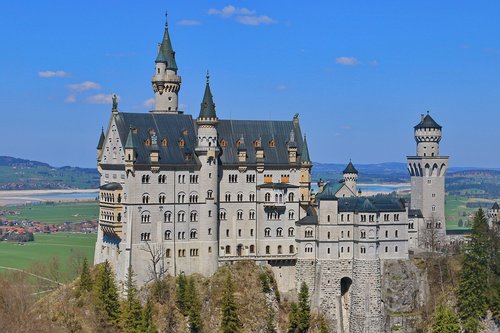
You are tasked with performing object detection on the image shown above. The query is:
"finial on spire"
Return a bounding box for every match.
[165,11,168,27]
[206,70,210,84]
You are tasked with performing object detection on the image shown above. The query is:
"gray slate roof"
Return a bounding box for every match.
[199,80,217,119]
[343,161,358,174]
[338,196,406,213]
[97,128,105,149]
[316,182,343,200]
[113,112,306,167]
[99,182,123,190]
[492,202,499,210]
[414,113,442,130]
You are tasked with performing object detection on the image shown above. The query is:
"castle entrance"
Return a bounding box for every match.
[340,277,352,333]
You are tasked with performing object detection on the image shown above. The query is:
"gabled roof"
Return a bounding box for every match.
[124,127,136,149]
[198,76,217,119]
[97,128,105,149]
[296,205,318,225]
[338,195,406,213]
[155,17,178,71]
[414,112,442,130]
[343,161,358,174]
[492,202,500,210]
[316,182,341,201]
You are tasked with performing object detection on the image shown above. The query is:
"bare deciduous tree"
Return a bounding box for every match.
[141,241,167,282]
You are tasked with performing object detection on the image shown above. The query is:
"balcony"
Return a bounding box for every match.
[99,219,122,238]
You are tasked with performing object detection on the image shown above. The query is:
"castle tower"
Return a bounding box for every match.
[299,134,312,203]
[151,14,181,113]
[407,112,448,242]
[343,161,358,195]
[194,73,220,276]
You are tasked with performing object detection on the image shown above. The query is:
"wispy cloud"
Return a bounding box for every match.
[236,15,275,26]
[208,5,275,25]
[177,19,201,26]
[38,70,69,78]
[68,81,101,92]
[336,57,360,66]
[65,94,76,103]
[143,98,155,108]
[86,93,120,105]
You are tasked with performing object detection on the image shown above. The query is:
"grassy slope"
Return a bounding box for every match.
[0,232,96,279]
[6,201,99,224]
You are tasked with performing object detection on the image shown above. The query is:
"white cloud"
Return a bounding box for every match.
[86,93,120,104]
[143,98,155,108]
[208,5,274,25]
[65,94,76,103]
[177,19,201,26]
[68,81,101,92]
[236,15,275,26]
[38,70,69,78]
[336,57,360,66]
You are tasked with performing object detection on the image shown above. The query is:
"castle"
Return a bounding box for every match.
[94,16,448,333]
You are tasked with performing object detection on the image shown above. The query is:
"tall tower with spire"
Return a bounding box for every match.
[195,73,220,276]
[152,13,181,113]
[407,112,449,245]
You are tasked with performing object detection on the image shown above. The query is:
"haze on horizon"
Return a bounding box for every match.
[0,1,499,169]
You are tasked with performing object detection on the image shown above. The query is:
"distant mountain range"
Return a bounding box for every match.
[0,156,498,197]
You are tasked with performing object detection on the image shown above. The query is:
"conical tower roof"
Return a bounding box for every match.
[198,73,217,119]
[343,161,358,174]
[414,112,442,130]
[155,14,178,71]
[300,135,311,162]
[125,127,136,149]
[97,128,105,149]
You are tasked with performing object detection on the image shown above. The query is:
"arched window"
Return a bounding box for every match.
[142,193,150,204]
[277,245,282,254]
[249,245,255,254]
[288,210,295,220]
[289,245,294,254]
[158,193,166,204]
[305,243,313,253]
[237,193,243,202]
[164,230,171,240]
[177,211,185,222]
[225,245,231,255]
[266,245,270,254]
[288,192,294,202]
[249,193,255,201]
[219,210,227,220]
[190,211,198,222]
[305,228,313,238]
[190,229,198,239]
[141,212,151,223]
[265,193,271,202]
[225,193,231,202]
[166,249,171,257]
[177,192,185,203]
[288,227,295,237]
[207,190,213,199]
[164,211,172,223]
[265,228,271,237]
[249,210,256,220]
[237,210,243,220]
[276,228,283,237]
[360,230,366,239]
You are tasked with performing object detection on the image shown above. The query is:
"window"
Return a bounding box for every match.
[341,231,344,238]
[341,246,344,253]
[305,228,313,238]
[158,175,166,184]
[395,230,399,238]
[266,246,270,254]
[288,210,295,220]
[142,175,150,184]
[141,212,151,223]
[226,229,229,237]
[395,246,399,253]
[276,228,283,237]
[277,245,282,254]
[220,210,227,220]
[164,230,172,240]
[208,246,212,253]
[246,174,255,183]
[289,245,294,254]
[347,230,350,237]
[305,244,313,253]
[347,246,350,253]
[208,228,212,235]
[327,248,331,254]
[190,175,199,184]
[142,194,150,204]
[432,205,436,212]
[385,246,388,253]
[178,249,186,257]
[288,192,294,202]
[190,249,199,257]
[384,214,390,222]
[249,193,255,202]
[177,193,185,203]
[347,214,350,222]
[361,247,366,254]
[288,227,295,237]
[140,233,151,241]
[250,229,254,236]
[250,245,255,253]
[207,190,213,199]
[361,215,366,222]
[360,230,366,239]
[177,211,185,222]
[394,214,400,221]
[225,193,231,202]
[225,245,231,254]
[341,214,344,222]
[249,210,256,220]
[177,232,185,239]
[327,232,331,239]
[327,215,331,222]
[265,193,271,202]
[369,215,374,222]
[238,229,242,237]
[190,211,198,222]
[189,194,199,203]
[385,230,389,238]
[190,229,198,239]
[229,174,238,183]
[158,193,166,204]
[166,249,171,258]
[409,222,414,229]
[237,193,243,202]
[265,228,271,237]
[208,210,212,217]
[237,210,243,220]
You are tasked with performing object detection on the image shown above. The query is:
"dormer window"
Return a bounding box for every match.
[253,139,261,148]
[132,127,138,134]
[161,138,168,147]
[145,139,151,146]
[269,139,276,148]
[220,138,227,147]
[178,138,185,148]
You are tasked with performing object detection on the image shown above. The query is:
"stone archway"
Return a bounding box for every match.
[340,277,352,333]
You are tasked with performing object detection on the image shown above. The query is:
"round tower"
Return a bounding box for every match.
[195,73,220,276]
[152,14,181,113]
[343,161,358,194]
[414,111,442,157]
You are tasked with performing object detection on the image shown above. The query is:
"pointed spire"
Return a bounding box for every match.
[343,160,358,174]
[300,135,311,162]
[155,12,178,70]
[198,71,217,119]
[125,127,136,149]
[97,127,105,149]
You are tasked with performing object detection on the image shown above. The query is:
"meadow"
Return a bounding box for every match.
[0,232,96,281]
[9,201,99,224]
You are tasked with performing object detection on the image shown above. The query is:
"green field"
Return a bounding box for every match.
[0,232,96,281]
[445,195,497,230]
[6,201,99,224]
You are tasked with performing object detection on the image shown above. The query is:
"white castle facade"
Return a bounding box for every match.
[94,17,448,333]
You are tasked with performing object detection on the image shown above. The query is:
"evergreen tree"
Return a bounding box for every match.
[93,260,121,326]
[177,272,189,316]
[142,296,157,333]
[432,303,460,333]
[318,318,330,333]
[221,272,242,333]
[78,257,93,293]
[187,277,202,333]
[297,282,310,333]
[120,266,143,333]
[288,302,299,333]
[457,209,489,332]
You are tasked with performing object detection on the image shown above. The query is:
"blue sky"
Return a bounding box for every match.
[0,1,499,168]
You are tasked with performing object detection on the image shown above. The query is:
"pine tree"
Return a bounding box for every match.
[297,282,310,333]
[78,257,93,293]
[177,272,189,316]
[432,303,460,333]
[288,302,299,333]
[93,260,121,326]
[120,266,143,333]
[318,318,330,333]
[142,297,157,333]
[221,272,242,333]
[187,277,202,333]
[457,209,490,332]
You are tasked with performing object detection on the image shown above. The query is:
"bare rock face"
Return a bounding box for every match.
[381,259,429,333]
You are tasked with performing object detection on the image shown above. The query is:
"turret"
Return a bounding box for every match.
[414,111,442,157]
[152,13,181,113]
[299,134,312,203]
[124,127,136,176]
[97,127,105,161]
[343,161,358,195]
